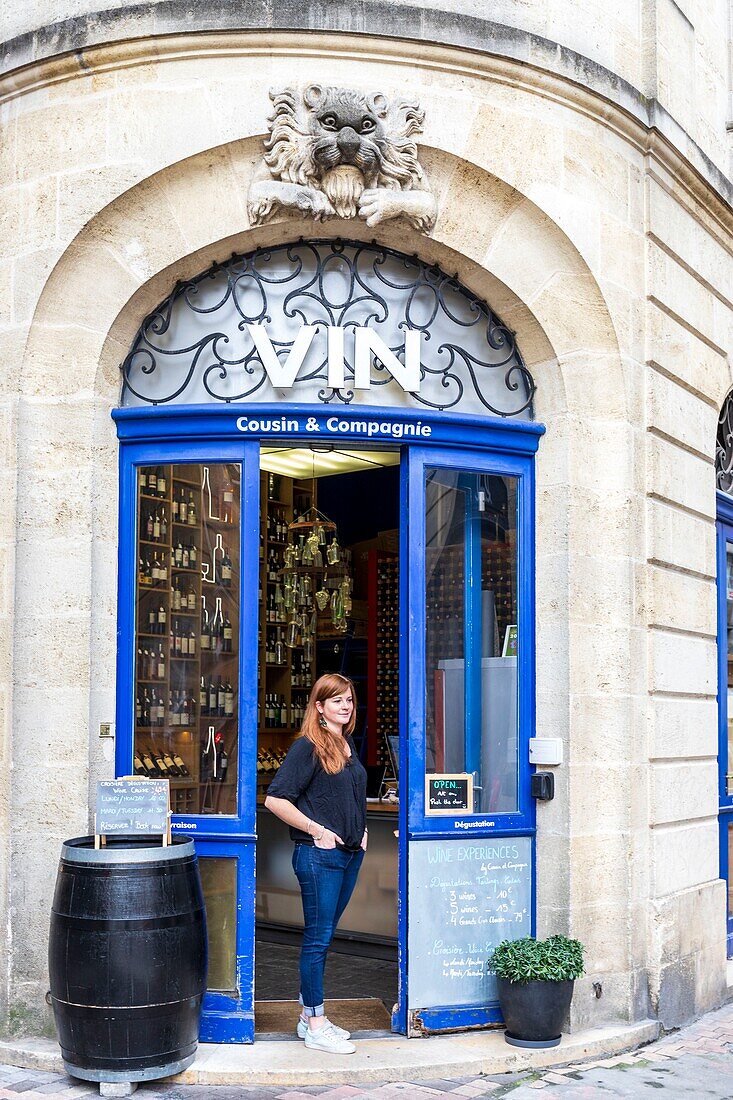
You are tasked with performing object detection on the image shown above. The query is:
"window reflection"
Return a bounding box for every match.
[424,469,518,814]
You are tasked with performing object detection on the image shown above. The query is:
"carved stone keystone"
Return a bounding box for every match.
[248,85,437,232]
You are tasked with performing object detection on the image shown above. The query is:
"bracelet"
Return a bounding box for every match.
[305,818,313,836]
[314,824,325,841]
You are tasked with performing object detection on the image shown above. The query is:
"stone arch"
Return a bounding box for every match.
[20,138,623,418]
[13,139,628,1024]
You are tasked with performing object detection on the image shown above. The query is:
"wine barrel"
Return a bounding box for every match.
[49,836,207,1083]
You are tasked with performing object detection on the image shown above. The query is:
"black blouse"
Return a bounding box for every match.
[266,734,367,851]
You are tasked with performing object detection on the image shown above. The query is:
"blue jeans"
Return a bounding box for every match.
[292,842,364,1017]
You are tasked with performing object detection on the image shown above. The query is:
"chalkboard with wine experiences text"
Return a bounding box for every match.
[407,836,532,1008]
[96,778,170,837]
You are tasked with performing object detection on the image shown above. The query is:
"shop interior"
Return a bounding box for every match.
[254,445,400,1037]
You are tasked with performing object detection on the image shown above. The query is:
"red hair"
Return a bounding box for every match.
[300,673,357,775]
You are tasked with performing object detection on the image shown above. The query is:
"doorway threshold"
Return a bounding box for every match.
[255,997,391,1038]
[0,1019,660,1086]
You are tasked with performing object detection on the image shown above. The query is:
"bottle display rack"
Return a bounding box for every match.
[257,472,315,793]
[367,552,399,771]
[424,539,516,665]
[424,532,516,775]
[134,463,240,816]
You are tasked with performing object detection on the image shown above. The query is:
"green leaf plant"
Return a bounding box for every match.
[488,935,585,984]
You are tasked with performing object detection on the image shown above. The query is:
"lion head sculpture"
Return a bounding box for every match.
[247,85,437,232]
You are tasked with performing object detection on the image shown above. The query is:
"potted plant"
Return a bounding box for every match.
[489,935,585,1048]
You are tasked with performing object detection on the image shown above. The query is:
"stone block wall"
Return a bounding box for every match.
[2,1,732,176]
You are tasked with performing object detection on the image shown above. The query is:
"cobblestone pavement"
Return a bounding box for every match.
[4,1001,733,1099]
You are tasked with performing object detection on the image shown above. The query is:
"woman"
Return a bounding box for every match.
[264,672,367,1055]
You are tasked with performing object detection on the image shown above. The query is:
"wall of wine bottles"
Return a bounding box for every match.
[134,463,241,815]
[256,472,315,789]
[367,552,399,772]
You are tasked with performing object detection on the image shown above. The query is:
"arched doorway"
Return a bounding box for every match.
[113,239,543,1041]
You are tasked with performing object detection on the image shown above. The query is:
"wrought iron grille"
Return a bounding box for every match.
[717,393,733,493]
[121,239,535,417]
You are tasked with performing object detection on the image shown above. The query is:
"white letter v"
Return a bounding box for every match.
[247,324,317,388]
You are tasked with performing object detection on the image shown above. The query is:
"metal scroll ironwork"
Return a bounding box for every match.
[717,393,733,493]
[121,240,535,417]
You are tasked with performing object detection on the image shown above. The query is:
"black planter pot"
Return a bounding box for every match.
[497,977,574,1048]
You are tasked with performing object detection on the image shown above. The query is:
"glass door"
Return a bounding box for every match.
[717,519,733,956]
[117,441,260,1042]
[402,445,536,1033]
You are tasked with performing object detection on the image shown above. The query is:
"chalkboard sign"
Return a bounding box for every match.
[408,837,532,1008]
[96,779,170,838]
[425,773,473,815]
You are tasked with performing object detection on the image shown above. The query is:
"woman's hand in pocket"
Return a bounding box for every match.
[360,830,368,852]
[314,828,343,850]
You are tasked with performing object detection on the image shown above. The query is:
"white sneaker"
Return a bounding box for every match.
[303,1021,356,1054]
[296,1015,351,1040]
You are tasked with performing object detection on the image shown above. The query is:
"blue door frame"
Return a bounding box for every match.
[716,492,733,956]
[113,404,544,1041]
[403,443,537,1032]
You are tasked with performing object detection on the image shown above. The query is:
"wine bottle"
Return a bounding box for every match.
[223,615,233,653]
[163,752,180,776]
[216,675,225,717]
[221,548,232,587]
[154,754,170,776]
[180,491,188,524]
[157,467,167,498]
[218,742,228,783]
[200,675,208,716]
[224,680,234,717]
[173,752,190,776]
[187,492,196,526]
[142,751,160,776]
[133,753,148,777]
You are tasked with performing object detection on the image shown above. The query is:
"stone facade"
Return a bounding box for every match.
[1,2,732,1041]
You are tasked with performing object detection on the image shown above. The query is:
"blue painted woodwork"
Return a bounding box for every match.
[113,403,544,1040]
[403,444,537,1032]
[716,493,733,956]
